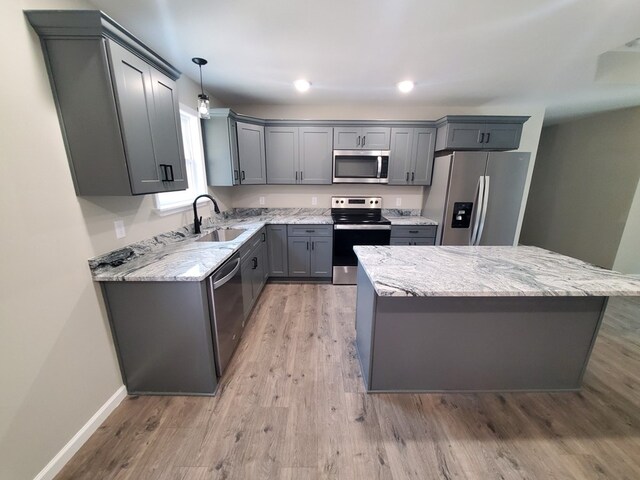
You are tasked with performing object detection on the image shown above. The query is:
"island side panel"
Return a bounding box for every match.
[369,295,607,392]
[355,264,377,390]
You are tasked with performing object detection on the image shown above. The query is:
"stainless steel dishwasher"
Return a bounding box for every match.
[208,253,245,376]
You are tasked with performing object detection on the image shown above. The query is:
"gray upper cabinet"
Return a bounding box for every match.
[435,116,528,151]
[237,122,266,184]
[389,127,436,185]
[266,127,298,184]
[333,127,391,150]
[26,10,187,196]
[201,112,240,186]
[299,127,333,184]
[266,126,332,185]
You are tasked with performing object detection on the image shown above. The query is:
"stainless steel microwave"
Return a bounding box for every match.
[333,150,390,184]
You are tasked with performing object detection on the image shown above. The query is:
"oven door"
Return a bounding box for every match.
[332,225,391,284]
[333,150,390,184]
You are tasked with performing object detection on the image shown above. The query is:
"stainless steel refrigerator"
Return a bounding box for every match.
[423,151,531,245]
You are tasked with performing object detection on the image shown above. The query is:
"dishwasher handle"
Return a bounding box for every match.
[211,257,241,289]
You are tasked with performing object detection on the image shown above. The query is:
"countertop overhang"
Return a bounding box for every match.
[354,245,640,297]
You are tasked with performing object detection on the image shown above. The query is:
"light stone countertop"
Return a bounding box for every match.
[353,245,640,297]
[89,208,439,283]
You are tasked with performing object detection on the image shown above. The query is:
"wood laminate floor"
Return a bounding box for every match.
[56,285,640,480]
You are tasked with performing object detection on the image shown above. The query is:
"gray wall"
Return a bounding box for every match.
[520,106,640,269]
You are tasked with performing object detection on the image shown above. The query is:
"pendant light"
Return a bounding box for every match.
[192,57,210,119]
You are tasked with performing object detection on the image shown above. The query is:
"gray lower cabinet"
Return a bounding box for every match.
[201,113,240,186]
[333,127,391,150]
[26,10,187,196]
[435,116,527,151]
[267,225,289,276]
[390,225,437,245]
[240,228,268,317]
[389,128,436,185]
[237,122,266,184]
[101,280,217,395]
[266,126,332,184]
[287,225,333,277]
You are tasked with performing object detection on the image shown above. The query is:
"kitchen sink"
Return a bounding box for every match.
[196,228,245,242]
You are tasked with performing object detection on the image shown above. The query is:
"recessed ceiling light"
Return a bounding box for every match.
[294,79,311,92]
[397,80,414,93]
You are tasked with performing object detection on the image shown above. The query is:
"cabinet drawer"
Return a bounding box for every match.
[287,225,332,237]
[391,237,436,246]
[390,225,437,238]
[239,228,266,262]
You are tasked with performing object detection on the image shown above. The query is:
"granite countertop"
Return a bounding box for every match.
[90,208,439,282]
[354,245,640,297]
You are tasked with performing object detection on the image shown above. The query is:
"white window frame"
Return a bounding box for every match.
[154,104,209,215]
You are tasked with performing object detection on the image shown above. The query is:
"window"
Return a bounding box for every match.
[155,104,208,214]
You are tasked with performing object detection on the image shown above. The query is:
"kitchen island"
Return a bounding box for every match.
[354,245,640,393]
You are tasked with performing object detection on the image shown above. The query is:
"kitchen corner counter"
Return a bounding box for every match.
[354,245,640,297]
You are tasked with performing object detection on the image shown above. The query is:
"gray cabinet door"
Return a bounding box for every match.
[389,128,413,185]
[310,236,333,277]
[149,69,187,191]
[483,123,523,150]
[287,237,310,276]
[411,128,436,185]
[299,127,333,184]
[266,126,298,184]
[108,40,161,194]
[445,123,485,150]
[237,122,266,184]
[267,225,288,277]
[333,127,361,149]
[240,257,254,318]
[201,115,240,186]
[361,127,391,149]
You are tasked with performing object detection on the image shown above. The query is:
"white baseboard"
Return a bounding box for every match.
[34,385,127,480]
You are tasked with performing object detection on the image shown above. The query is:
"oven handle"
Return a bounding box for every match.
[334,224,391,230]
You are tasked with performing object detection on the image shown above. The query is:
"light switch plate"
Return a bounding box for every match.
[311,196,318,206]
[259,196,265,205]
[114,220,126,239]
[395,197,402,207]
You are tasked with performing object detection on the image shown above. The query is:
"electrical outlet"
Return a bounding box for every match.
[395,197,402,207]
[114,220,126,239]
[259,196,265,205]
[311,196,318,206]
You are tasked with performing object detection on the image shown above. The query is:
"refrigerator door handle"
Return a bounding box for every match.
[475,176,491,245]
[469,176,485,245]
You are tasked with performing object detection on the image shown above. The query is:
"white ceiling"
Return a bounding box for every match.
[88,0,640,123]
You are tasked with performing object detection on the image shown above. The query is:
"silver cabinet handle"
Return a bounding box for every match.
[479,132,485,144]
[357,135,361,146]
